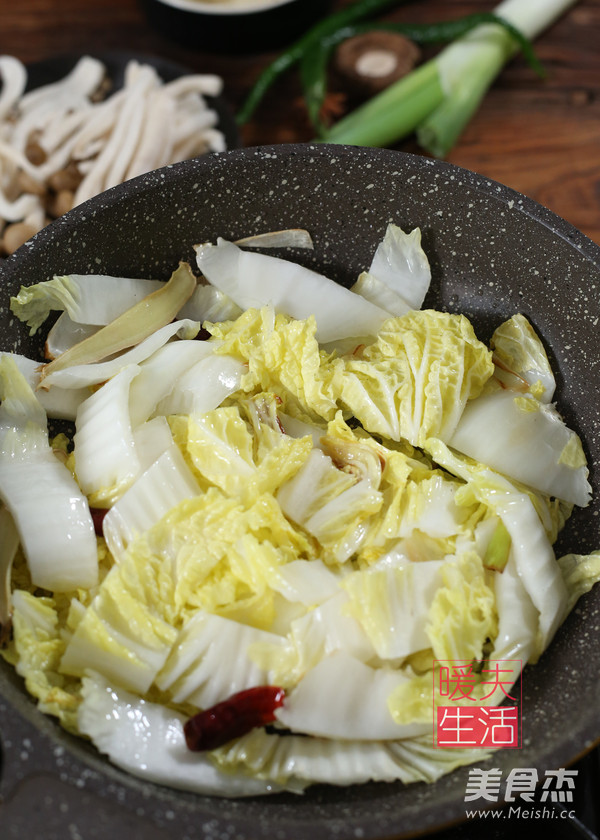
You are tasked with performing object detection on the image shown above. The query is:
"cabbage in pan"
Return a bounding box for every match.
[2,224,600,796]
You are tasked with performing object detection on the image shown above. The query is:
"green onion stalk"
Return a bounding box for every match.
[322,0,578,157]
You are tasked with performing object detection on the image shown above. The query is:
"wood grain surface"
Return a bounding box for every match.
[3,0,600,244]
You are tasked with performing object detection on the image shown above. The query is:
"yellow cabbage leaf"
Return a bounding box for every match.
[331,309,494,445]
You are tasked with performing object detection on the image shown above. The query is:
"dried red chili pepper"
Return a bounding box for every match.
[90,507,108,536]
[184,686,286,752]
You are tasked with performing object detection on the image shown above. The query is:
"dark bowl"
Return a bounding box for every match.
[140,0,333,54]
[1,144,600,839]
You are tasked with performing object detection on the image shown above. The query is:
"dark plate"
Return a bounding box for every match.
[0,144,599,839]
[24,50,240,152]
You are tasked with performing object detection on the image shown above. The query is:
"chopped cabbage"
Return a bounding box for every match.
[351,272,412,317]
[331,309,494,445]
[74,365,142,504]
[38,262,197,383]
[1,351,90,420]
[156,611,286,708]
[154,354,245,418]
[0,356,97,591]
[3,222,598,801]
[79,672,284,796]
[557,551,600,617]
[425,551,497,663]
[9,273,164,334]
[10,590,81,732]
[178,282,243,323]
[342,560,447,660]
[425,438,568,658]
[211,727,491,788]
[277,448,383,563]
[205,307,339,423]
[60,543,178,693]
[275,651,429,740]
[42,318,200,390]
[128,339,216,427]
[367,224,431,311]
[490,314,555,402]
[45,314,100,359]
[449,389,591,507]
[102,443,201,561]
[195,238,391,343]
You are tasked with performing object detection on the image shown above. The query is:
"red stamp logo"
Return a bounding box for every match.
[433,659,522,748]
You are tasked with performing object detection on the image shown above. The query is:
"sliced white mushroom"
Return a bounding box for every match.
[0,190,39,222]
[163,73,223,98]
[0,56,27,121]
[17,55,106,114]
[0,54,226,232]
[125,89,176,180]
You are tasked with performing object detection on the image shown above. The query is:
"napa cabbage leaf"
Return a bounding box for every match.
[557,550,600,617]
[8,590,82,732]
[195,238,391,343]
[102,443,201,562]
[0,356,97,591]
[425,438,568,659]
[249,589,375,688]
[275,650,429,740]
[74,364,142,504]
[0,351,90,421]
[79,672,284,796]
[490,313,555,402]
[177,402,313,505]
[41,318,200,390]
[342,560,447,660]
[449,389,591,507]
[155,610,286,709]
[277,448,383,563]
[367,224,431,311]
[59,541,179,694]
[10,273,164,334]
[211,726,491,789]
[205,306,339,423]
[351,272,413,316]
[331,309,494,445]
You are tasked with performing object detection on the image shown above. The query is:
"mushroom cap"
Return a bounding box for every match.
[334,31,422,98]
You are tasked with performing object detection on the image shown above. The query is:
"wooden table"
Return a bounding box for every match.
[3,0,600,245]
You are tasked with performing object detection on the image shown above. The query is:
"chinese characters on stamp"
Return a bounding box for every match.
[434,659,522,748]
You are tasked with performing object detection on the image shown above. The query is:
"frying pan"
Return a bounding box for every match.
[0,144,599,839]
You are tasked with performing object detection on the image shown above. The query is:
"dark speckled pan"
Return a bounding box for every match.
[0,144,599,839]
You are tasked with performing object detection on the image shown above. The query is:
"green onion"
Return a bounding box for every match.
[322,0,577,156]
[323,59,445,148]
[301,12,544,139]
